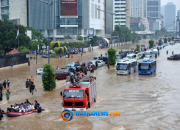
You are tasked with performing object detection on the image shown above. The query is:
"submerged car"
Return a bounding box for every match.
[167,54,180,60]
[36,68,43,75]
[55,70,71,80]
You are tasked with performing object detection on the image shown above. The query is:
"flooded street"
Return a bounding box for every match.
[0,40,180,130]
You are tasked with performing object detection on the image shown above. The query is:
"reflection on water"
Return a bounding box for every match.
[0,40,180,130]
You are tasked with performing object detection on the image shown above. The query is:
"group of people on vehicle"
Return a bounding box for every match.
[6,99,42,113]
[70,71,86,85]
[25,76,37,95]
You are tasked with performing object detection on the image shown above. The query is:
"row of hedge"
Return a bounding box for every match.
[50,41,67,54]
[51,41,86,48]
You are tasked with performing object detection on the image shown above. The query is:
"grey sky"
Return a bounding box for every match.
[161,0,180,13]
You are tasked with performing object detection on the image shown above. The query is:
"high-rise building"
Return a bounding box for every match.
[176,10,180,31]
[0,0,27,26]
[105,0,130,35]
[164,2,176,30]
[0,0,105,41]
[147,0,161,31]
[130,0,147,18]
[161,5,165,17]
[161,5,165,26]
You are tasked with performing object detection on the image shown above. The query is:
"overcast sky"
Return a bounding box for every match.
[161,0,180,13]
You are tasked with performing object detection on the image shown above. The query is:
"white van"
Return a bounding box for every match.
[116,59,137,75]
[145,50,152,56]
[152,49,158,56]
[126,54,139,60]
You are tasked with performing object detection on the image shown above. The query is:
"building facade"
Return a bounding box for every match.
[164,2,176,30]
[1,0,105,41]
[177,10,180,31]
[147,0,161,31]
[27,0,105,41]
[106,0,130,35]
[130,0,147,18]
[0,0,27,26]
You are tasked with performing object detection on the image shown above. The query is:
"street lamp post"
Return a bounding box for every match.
[38,0,59,64]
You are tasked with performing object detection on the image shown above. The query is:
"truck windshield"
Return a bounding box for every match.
[139,63,150,70]
[64,90,84,98]
[116,64,128,70]
[74,63,79,66]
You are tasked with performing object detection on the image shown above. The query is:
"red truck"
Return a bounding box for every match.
[60,76,97,111]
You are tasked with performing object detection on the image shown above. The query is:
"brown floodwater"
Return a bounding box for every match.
[0,39,180,130]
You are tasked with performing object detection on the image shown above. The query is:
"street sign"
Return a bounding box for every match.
[26,54,30,58]
[42,46,46,49]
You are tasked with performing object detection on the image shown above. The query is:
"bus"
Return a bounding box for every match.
[138,60,156,75]
[116,59,137,75]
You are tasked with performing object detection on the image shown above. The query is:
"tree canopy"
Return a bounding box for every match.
[0,19,31,54]
[0,18,49,54]
[89,35,98,47]
[112,25,138,42]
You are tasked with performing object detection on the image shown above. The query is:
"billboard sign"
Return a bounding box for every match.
[89,28,94,38]
[61,0,78,16]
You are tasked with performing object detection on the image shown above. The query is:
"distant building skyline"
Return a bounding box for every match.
[164,2,176,30]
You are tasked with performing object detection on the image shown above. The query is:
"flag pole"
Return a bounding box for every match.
[18,34,19,48]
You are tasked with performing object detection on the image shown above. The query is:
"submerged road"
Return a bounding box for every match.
[0,40,180,130]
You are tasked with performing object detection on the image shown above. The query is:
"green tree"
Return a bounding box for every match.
[168,37,171,42]
[158,39,162,46]
[155,30,161,37]
[164,38,167,43]
[112,25,135,42]
[77,35,83,40]
[149,40,154,48]
[107,48,117,65]
[42,64,56,90]
[30,41,43,50]
[89,35,98,48]
[143,35,147,39]
[0,19,31,54]
[135,44,140,52]
[64,35,72,39]
[26,26,44,40]
[161,27,167,35]
[18,46,30,53]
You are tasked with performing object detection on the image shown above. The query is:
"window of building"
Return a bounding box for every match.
[1,14,9,20]
[95,4,97,19]
[98,5,100,19]
[1,0,9,6]
[91,3,94,19]
[1,6,9,14]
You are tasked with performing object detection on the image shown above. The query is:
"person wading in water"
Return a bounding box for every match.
[6,89,11,100]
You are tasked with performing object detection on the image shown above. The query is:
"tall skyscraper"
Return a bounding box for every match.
[164,2,176,30]
[176,10,180,31]
[106,0,130,35]
[147,0,161,31]
[130,0,147,18]
[161,5,165,17]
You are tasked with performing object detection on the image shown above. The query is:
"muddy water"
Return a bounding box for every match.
[0,40,180,130]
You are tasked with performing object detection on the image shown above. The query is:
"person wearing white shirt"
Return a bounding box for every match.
[28,103,32,111]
